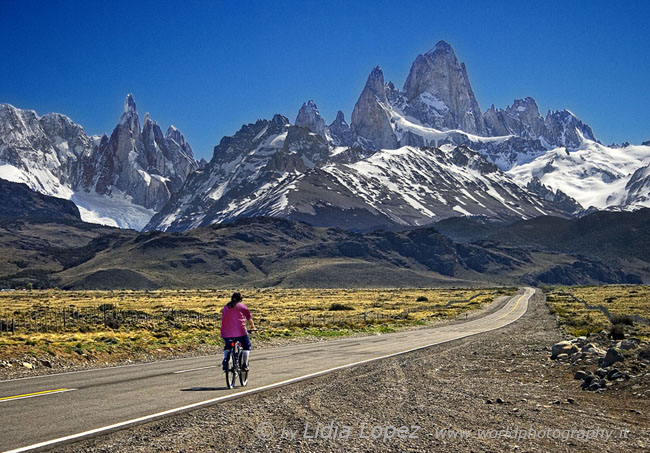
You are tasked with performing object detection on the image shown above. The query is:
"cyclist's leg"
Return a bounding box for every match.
[240,335,251,370]
[222,338,233,370]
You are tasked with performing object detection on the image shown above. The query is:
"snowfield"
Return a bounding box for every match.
[72,191,156,230]
[507,140,650,210]
[0,161,156,229]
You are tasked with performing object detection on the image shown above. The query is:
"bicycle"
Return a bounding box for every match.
[224,330,256,389]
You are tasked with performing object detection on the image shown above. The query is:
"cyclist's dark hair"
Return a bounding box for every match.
[228,292,243,308]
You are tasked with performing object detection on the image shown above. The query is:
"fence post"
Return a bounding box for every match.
[11,318,14,335]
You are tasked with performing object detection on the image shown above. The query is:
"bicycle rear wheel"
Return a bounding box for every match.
[225,352,237,389]
[239,353,249,387]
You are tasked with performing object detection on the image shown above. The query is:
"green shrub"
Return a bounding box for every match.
[610,314,633,326]
[329,303,353,311]
[610,324,626,340]
[106,318,121,330]
[416,296,429,302]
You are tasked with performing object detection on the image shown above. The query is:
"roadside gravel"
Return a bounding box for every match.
[58,290,649,452]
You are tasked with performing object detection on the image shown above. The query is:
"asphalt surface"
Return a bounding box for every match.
[0,287,534,452]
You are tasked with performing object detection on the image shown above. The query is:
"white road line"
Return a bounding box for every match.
[173,365,217,374]
[4,289,532,453]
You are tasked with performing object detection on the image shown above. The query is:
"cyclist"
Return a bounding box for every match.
[221,292,256,371]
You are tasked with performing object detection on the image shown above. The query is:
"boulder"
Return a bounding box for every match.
[619,339,640,350]
[595,368,608,378]
[584,377,607,391]
[582,374,597,389]
[600,348,625,368]
[581,343,606,356]
[574,370,588,380]
[638,347,650,362]
[551,341,579,359]
[587,380,602,391]
[570,352,585,362]
[606,369,628,381]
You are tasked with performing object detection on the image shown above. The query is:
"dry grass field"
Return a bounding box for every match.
[546,285,650,340]
[0,288,514,366]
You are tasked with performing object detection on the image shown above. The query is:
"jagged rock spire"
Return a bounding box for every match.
[124,93,137,113]
[87,94,198,211]
[350,66,397,150]
[295,100,327,138]
[402,41,485,135]
[329,110,354,146]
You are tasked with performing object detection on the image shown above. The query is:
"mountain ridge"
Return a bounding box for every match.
[0,95,198,229]
[1,212,646,290]
[2,41,649,233]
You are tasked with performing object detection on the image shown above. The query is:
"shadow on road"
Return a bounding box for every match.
[180,387,229,392]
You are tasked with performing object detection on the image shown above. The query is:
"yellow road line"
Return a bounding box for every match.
[494,291,528,322]
[0,388,75,403]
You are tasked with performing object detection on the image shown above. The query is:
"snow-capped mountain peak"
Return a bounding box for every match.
[0,95,198,229]
[3,41,648,234]
[145,41,648,232]
[346,42,599,165]
[507,139,650,211]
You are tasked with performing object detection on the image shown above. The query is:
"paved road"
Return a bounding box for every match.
[0,288,535,452]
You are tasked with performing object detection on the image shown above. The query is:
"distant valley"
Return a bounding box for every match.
[1,178,647,289]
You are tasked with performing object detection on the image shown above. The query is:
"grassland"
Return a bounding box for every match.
[0,288,514,366]
[545,285,650,340]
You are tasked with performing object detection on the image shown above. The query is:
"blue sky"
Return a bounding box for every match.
[1,0,648,159]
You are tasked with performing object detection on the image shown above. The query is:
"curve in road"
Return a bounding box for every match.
[0,287,535,452]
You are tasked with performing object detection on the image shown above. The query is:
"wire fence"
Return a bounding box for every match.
[0,305,221,335]
[556,289,650,326]
[0,294,488,335]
